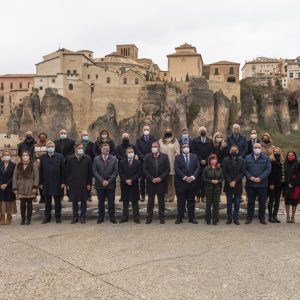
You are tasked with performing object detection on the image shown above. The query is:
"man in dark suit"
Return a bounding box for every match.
[247,128,260,155]
[116,132,137,161]
[136,125,156,202]
[178,127,193,150]
[17,131,37,159]
[93,143,118,224]
[143,141,170,224]
[40,141,66,224]
[118,147,142,223]
[191,126,214,202]
[174,143,200,224]
[54,129,75,160]
[227,124,248,158]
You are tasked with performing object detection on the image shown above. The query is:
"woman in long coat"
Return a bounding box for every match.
[66,144,92,224]
[92,128,116,157]
[0,150,16,225]
[13,150,39,225]
[202,154,224,225]
[159,128,180,202]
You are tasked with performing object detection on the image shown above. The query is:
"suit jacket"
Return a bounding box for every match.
[191,136,214,167]
[227,134,248,158]
[83,141,94,161]
[39,153,66,196]
[143,153,170,195]
[135,135,156,161]
[118,158,142,202]
[0,161,16,202]
[93,155,118,190]
[54,138,75,159]
[174,153,200,192]
[247,139,260,155]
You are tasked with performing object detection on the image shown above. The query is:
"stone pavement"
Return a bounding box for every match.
[0,197,300,299]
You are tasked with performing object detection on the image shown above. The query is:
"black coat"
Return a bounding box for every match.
[222,156,245,195]
[54,138,75,159]
[119,158,142,202]
[174,153,201,193]
[247,139,260,155]
[269,161,284,188]
[213,145,228,165]
[227,134,248,158]
[18,139,36,158]
[93,139,116,157]
[83,141,94,161]
[192,137,214,167]
[0,161,16,202]
[116,143,137,161]
[66,154,92,202]
[143,153,170,195]
[39,153,66,196]
[135,135,156,161]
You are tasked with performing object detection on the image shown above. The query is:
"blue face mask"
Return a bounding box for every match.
[182,133,188,139]
[82,136,89,142]
[77,149,84,155]
[47,147,55,154]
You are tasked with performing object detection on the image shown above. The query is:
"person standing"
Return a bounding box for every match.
[178,127,193,149]
[247,128,260,155]
[93,128,116,157]
[17,131,36,159]
[136,125,156,202]
[159,128,180,202]
[40,141,66,224]
[222,145,245,225]
[283,151,300,223]
[192,126,214,202]
[54,129,75,159]
[174,143,200,224]
[268,147,284,223]
[143,142,170,224]
[245,143,271,225]
[227,124,248,158]
[116,132,136,161]
[12,150,39,225]
[118,147,142,223]
[260,133,276,159]
[202,154,224,225]
[66,143,92,224]
[212,132,228,166]
[93,143,118,224]
[0,150,16,225]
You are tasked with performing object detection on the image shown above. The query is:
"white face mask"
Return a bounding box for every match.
[250,134,257,140]
[101,134,108,139]
[151,147,158,154]
[182,133,188,139]
[3,156,10,161]
[60,134,67,140]
[77,149,84,155]
[254,148,262,156]
[128,153,135,159]
[82,135,89,142]
[47,147,55,154]
[182,147,190,154]
[144,130,150,136]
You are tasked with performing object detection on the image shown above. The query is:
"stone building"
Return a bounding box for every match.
[167,43,203,82]
[241,57,284,86]
[282,56,300,90]
[209,61,240,83]
[0,74,34,132]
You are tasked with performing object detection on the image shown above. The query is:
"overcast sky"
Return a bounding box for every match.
[1,0,299,74]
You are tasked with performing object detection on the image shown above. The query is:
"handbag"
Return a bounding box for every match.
[290,187,300,200]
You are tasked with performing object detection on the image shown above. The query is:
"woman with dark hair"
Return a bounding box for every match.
[202,154,224,225]
[283,151,300,223]
[93,128,116,157]
[12,150,39,225]
[0,150,16,225]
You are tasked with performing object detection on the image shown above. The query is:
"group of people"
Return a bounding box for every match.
[0,124,299,226]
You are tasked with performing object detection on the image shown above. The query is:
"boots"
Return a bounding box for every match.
[20,201,26,225]
[5,213,12,225]
[0,213,5,225]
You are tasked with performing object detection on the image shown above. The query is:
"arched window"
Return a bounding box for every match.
[68,83,73,90]
[227,76,236,82]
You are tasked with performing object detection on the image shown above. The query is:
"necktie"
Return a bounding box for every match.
[185,155,189,167]
[129,159,132,166]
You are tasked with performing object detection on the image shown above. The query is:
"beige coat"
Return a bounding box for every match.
[12,162,39,199]
[159,138,180,175]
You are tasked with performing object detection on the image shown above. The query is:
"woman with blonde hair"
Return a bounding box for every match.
[159,128,180,202]
[268,147,284,223]
[260,133,276,158]
[212,132,228,166]
[0,150,16,225]
[92,128,116,157]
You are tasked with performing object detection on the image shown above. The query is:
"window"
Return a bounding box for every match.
[68,83,73,90]
[19,82,22,89]
[107,77,111,84]
[73,70,76,74]
[96,74,98,79]
[52,79,55,83]
[28,82,30,88]
[87,74,90,79]
[290,73,293,78]
[91,84,94,93]
[135,78,139,85]
[123,78,127,84]
[39,86,43,90]
[67,70,71,75]
[10,82,13,89]
[298,72,300,78]
[229,67,234,74]
[0,96,4,103]
[0,82,3,90]
[214,68,219,75]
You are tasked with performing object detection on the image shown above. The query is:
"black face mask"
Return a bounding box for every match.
[200,132,206,137]
[122,139,129,146]
[231,152,238,157]
[263,140,270,144]
[25,136,33,142]
[165,132,172,138]
[274,153,281,160]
